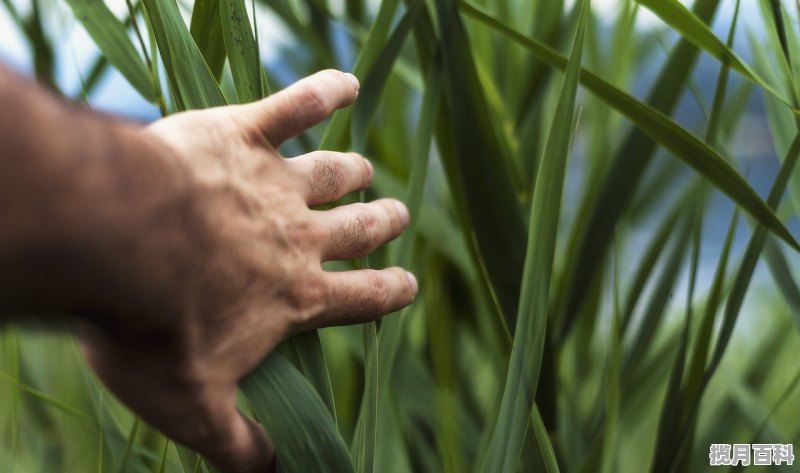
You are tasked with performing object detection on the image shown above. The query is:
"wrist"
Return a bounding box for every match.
[0,83,195,328]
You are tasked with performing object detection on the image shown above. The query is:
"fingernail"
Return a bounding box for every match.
[363,157,374,180]
[344,72,360,93]
[406,271,419,296]
[393,200,410,227]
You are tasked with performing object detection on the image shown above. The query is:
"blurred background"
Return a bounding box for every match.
[1,0,799,472]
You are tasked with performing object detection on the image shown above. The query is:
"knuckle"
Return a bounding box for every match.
[348,152,370,185]
[285,215,321,249]
[297,84,328,119]
[286,275,328,328]
[312,154,345,198]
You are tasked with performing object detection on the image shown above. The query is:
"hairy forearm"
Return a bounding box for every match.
[0,67,190,324]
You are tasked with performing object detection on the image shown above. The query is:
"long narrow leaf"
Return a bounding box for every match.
[241,353,354,473]
[65,0,155,101]
[634,0,794,112]
[481,1,588,471]
[220,0,265,103]
[143,0,226,110]
[460,0,798,257]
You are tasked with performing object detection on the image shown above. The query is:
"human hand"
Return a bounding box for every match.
[78,70,418,472]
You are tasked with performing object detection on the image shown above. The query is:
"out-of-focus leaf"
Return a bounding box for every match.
[634,0,794,111]
[320,0,400,150]
[65,0,155,101]
[351,0,422,150]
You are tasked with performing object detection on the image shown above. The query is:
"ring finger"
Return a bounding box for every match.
[315,198,409,261]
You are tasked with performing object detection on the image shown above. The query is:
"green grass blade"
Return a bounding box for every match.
[351,322,378,473]
[190,0,226,80]
[64,0,156,102]
[705,133,800,377]
[621,214,692,382]
[142,0,226,110]
[351,0,422,151]
[241,353,354,473]
[319,0,400,150]
[435,0,526,331]
[634,0,794,112]
[481,1,588,471]
[531,404,560,473]
[601,243,621,473]
[657,134,800,472]
[460,0,797,254]
[762,237,800,330]
[620,194,688,335]
[220,0,265,103]
[175,445,202,473]
[289,333,337,419]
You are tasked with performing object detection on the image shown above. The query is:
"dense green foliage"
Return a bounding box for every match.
[2,0,800,472]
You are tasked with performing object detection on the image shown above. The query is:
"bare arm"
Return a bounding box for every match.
[0,66,417,472]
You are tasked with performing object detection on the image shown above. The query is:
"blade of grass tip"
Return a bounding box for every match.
[190,0,226,81]
[142,0,226,110]
[220,0,264,103]
[351,0,423,151]
[64,0,156,102]
[241,353,354,473]
[481,1,589,472]
[634,0,795,112]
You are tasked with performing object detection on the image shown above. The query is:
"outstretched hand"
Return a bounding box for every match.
[79,70,418,472]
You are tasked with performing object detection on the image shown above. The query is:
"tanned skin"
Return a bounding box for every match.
[0,67,418,472]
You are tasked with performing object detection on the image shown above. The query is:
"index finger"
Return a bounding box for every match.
[241,70,359,147]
